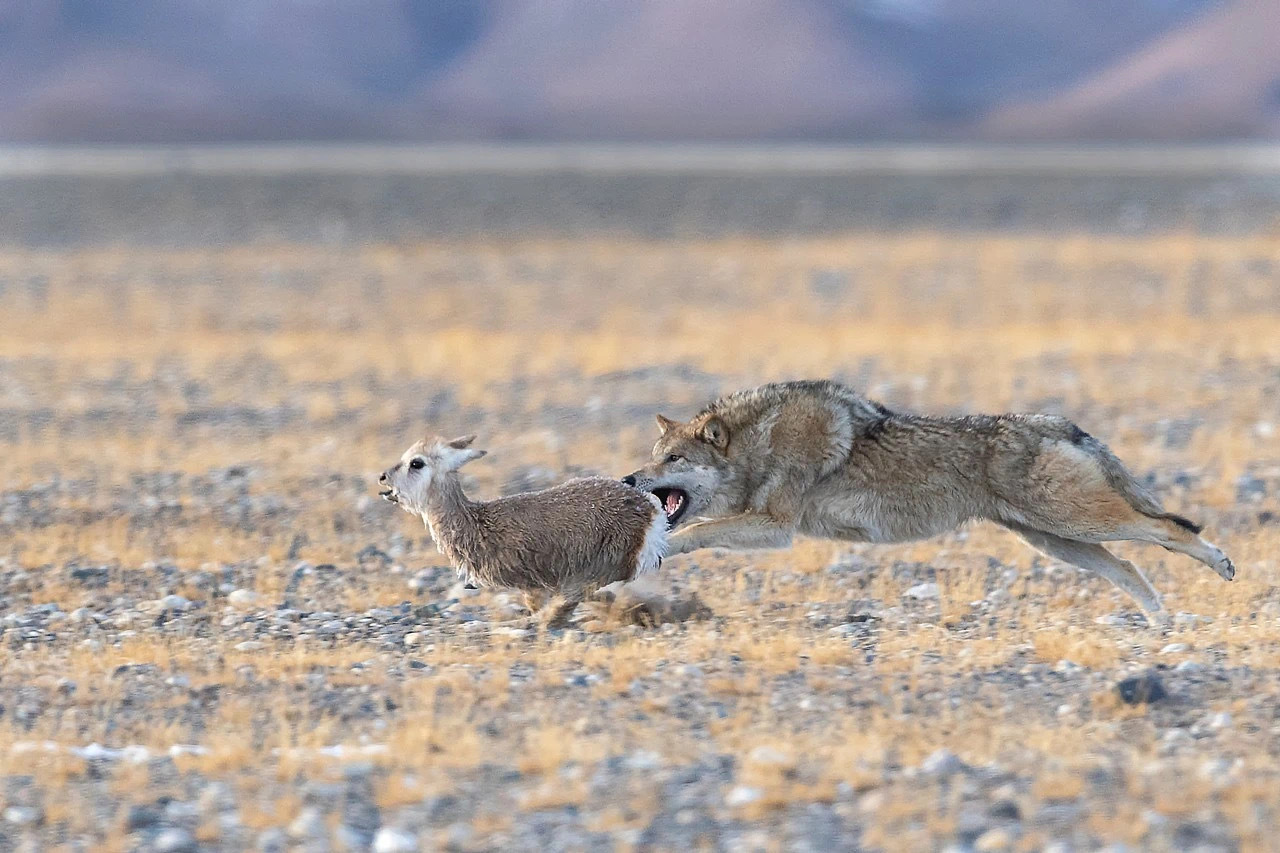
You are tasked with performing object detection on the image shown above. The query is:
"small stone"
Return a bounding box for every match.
[746,746,793,768]
[1174,660,1204,673]
[625,750,662,770]
[988,799,1021,820]
[373,827,418,853]
[124,804,161,831]
[974,828,1012,851]
[922,748,966,776]
[159,594,191,612]
[256,828,288,853]
[490,626,530,638]
[1159,643,1190,655]
[228,589,260,607]
[904,582,940,600]
[154,828,197,853]
[1116,672,1168,705]
[234,641,265,652]
[448,581,482,599]
[725,786,763,807]
[403,632,422,646]
[287,807,325,839]
[3,806,41,826]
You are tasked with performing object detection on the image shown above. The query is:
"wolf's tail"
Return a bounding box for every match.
[1085,436,1204,534]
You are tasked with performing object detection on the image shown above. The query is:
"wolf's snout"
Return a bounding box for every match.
[621,474,637,487]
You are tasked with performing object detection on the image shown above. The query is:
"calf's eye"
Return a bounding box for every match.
[409,458,425,470]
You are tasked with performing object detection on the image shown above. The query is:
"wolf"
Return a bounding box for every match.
[622,380,1234,622]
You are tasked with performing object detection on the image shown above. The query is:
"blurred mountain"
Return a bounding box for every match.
[0,0,1274,142]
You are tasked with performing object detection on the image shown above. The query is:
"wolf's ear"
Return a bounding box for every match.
[447,434,477,449]
[655,414,681,435]
[698,416,729,450]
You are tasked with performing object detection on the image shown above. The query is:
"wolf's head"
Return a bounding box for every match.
[622,413,733,528]
[379,434,486,514]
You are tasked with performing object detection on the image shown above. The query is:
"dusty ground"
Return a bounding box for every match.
[1,226,1279,851]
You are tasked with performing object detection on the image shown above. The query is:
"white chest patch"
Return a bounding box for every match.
[634,495,669,576]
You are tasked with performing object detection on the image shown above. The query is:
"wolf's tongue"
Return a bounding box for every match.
[665,493,682,515]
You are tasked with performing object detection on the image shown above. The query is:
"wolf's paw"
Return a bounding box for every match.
[1213,555,1235,582]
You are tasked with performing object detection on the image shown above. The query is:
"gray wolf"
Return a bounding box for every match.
[622,380,1234,622]
[381,434,666,627]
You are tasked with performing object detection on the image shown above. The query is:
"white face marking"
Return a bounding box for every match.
[383,446,436,514]
[381,437,486,515]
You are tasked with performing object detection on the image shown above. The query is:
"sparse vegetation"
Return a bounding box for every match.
[0,225,1277,850]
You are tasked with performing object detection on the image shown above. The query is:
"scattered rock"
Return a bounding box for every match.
[124,804,161,831]
[153,828,198,853]
[372,827,418,853]
[974,827,1013,851]
[725,786,763,807]
[228,589,260,607]
[1116,672,1168,705]
[287,807,326,840]
[922,749,967,776]
[3,806,42,826]
[904,582,940,601]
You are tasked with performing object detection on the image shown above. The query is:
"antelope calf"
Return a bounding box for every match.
[380,435,667,627]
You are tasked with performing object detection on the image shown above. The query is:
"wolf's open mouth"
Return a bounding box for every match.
[652,488,689,527]
[379,489,398,503]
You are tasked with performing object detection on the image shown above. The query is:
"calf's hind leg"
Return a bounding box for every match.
[1009,524,1167,624]
[539,594,583,630]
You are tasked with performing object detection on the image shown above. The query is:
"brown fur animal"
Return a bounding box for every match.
[380,435,667,627]
[623,380,1234,624]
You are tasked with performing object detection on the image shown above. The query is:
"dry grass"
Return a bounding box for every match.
[0,231,1277,848]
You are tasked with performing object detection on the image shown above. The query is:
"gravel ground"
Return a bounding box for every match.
[1,174,1278,850]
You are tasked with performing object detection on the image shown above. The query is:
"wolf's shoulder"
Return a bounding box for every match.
[703,380,890,424]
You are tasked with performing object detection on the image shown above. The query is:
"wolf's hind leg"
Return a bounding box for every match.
[1010,525,1166,624]
[1114,516,1235,581]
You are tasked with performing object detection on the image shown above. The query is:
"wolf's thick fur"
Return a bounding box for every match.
[381,435,667,626]
[623,380,1234,622]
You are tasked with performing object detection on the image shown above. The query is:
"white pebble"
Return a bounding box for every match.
[904,582,940,600]
[372,828,418,853]
[725,786,762,807]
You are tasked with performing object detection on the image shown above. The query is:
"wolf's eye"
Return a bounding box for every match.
[665,454,683,464]
[409,458,425,470]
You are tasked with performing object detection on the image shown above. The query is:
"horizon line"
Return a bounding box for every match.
[3,142,1280,177]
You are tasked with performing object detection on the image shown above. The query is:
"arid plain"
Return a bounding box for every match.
[1,158,1279,851]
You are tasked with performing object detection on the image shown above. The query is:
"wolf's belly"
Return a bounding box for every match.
[798,483,972,544]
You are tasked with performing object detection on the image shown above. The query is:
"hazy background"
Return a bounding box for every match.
[2,0,1278,144]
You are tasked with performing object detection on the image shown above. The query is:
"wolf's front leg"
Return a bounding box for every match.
[668,513,795,555]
